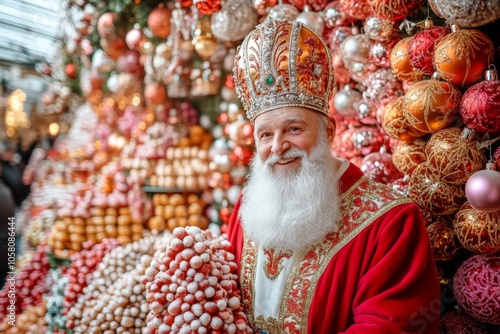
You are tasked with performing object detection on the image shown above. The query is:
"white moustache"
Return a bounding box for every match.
[265,148,307,168]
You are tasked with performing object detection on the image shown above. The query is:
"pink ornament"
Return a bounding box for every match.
[369,0,425,21]
[364,68,404,106]
[339,0,371,21]
[408,25,450,75]
[453,254,500,324]
[322,1,352,28]
[352,126,384,156]
[360,147,403,184]
[460,68,500,133]
[465,168,500,212]
[125,25,145,51]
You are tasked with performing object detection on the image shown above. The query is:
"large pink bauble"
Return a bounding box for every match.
[460,72,500,133]
[369,0,425,20]
[360,149,403,184]
[465,169,500,212]
[453,254,500,324]
[408,26,450,75]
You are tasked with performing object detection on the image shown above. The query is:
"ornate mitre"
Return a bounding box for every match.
[233,16,334,123]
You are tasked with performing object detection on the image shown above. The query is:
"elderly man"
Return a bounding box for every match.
[227,17,440,334]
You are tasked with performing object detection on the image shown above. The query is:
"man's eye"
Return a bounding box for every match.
[261,132,271,138]
[288,127,300,132]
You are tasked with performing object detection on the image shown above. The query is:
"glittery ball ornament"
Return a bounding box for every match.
[355,98,378,125]
[97,12,121,40]
[440,311,488,334]
[364,68,404,106]
[465,166,500,212]
[339,0,371,21]
[429,0,500,28]
[253,0,278,16]
[363,16,398,42]
[408,24,450,75]
[370,38,400,68]
[409,162,466,215]
[352,126,384,156]
[427,220,461,262]
[360,147,403,184]
[390,37,425,82]
[495,146,500,171]
[369,0,425,20]
[147,7,171,39]
[453,202,500,254]
[460,68,500,133]
[212,0,259,44]
[382,97,425,142]
[322,1,352,28]
[333,85,362,116]
[339,33,373,65]
[296,5,325,35]
[453,254,500,324]
[391,138,426,175]
[425,127,486,185]
[403,77,462,134]
[194,0,222,15]
[434,28,494,87]
[268,2,300,21]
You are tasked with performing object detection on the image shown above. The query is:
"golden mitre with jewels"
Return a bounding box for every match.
[233,16,334,123]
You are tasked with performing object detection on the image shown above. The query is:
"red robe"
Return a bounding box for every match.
[228,163,441,334]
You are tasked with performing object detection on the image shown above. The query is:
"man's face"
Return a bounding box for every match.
[253,107,323,173]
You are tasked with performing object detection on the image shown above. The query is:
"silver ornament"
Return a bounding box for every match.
[296,5,325,35]
[268,3,300,21]
[363,16,398,42]
[333,85,363,116]
[322,1,349,28]
[429,0,500,28]
[339,33,372,64]
[211,0,259,43]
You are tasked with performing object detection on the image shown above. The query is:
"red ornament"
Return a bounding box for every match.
[427,219,461,262]
[147,7,172,39]
[360,147,403,184]
[408,25,450,75]
[287,0,307,10]
[453,254,500,324]
[495,146,500,171]
[369,0,425,20]
[339,0,371,21]
[440,311,488,334]
[460,68,500,133]
[194,0,222,15]
[116,49,144,77]
[178,0,193,7]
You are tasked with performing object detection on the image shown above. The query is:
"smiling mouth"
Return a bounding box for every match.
[277,157,298,165]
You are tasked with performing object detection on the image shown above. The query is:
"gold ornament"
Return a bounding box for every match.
[381,96,425,142]
[390,37,425,82]
[391,138,427,175]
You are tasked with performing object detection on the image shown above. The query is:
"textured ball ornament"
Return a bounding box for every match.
[352,126,384,156]
[434,29,494,87]
[370,38,400,68]
[364,68,404,106]
[355,98,378,125]
[453,202,500,254]
[296,5,325,35]
[382,97,425,142]
[440,311,488,334]
[403,78,462,134]
[322,1,352,28]
[147,7,171,39]
[363,16,398,42]
[465,168,500,212]
[360,148,404,184]
[390,37,425,82]
[267,2,300,21]
[125,24,145,51]
[333,86,363,116]
[391,138,427,175]
[253,0,278,15]
[429,0,500,28]
[453,254,500,324]
[97,12,120,39]
[425,127,486,185]
[194,0,222,15]
[340,33,373,64]
[339,0,371,21]
[369,0,425,20]
[460,69,500,133]
[427,220,462,262]
[408,25,451,75]
[409,162,467,215]
[211,0,259,43]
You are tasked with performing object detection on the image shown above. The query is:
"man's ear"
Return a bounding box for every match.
[326,116,336,142]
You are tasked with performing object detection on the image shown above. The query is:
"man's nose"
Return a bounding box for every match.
[271,134,290,155]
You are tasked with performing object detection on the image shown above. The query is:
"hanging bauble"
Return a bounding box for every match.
[147,6,172,39]
[144,82,167,105]
[178,0,193,7]
[426,219,461,262]
[347,61,376,83]
[339,33,372,64]
[333,85,363,116]
[403,75,461,134]
[390,37,425,82]
[434,27,494,87]
[465,164,500,212]
[428,0,500,28]
[194,0,222,15]
[65,64,77,79]
[425,127,486,185]
[107,74,119,93]
[369,0,425,20]
[440,311,488,334]
[211,0,259,43]
[193,16,218,60]
[352,126,384,156]
[355,98,378,125]
[295,5,325,35]
[381,97,425,142]
[125,24,145,51]
[227,119,254,146]
[253,0,278,16]
[268,2,300,20]
[322,1,352,28]
[116,49,144,77]
[364,68,404,106]
[360,146,403,184]
[391,138,426,175]
[100,36,127,60]
[453,254,500,324]
[460,67,500,133]
[97,12,120,39]
[339,0,371,21]
[363,16,398,42]
[409,162,466,215]
[370,38,400,68]
[408,23,450,75]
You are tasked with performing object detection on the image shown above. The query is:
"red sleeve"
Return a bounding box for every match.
[227,194,244,274]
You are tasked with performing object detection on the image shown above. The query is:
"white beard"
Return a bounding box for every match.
[240,134,342,252]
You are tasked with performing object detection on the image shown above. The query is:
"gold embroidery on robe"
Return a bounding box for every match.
[255,315,280,333]
[263,249,292,280]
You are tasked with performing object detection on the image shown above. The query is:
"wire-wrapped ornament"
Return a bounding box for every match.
[381,97,425,142]
[369,0,425,21]
[211,0,259,43]
[360,146,403,184]
[434,27,495,87]
[408,21,450,75]
[429,0,500,28]
[390,37,425,82]
[391,138,426,175]
[427,219,462,262]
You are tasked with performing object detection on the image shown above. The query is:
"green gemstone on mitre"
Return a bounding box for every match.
[266,75,274,85]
